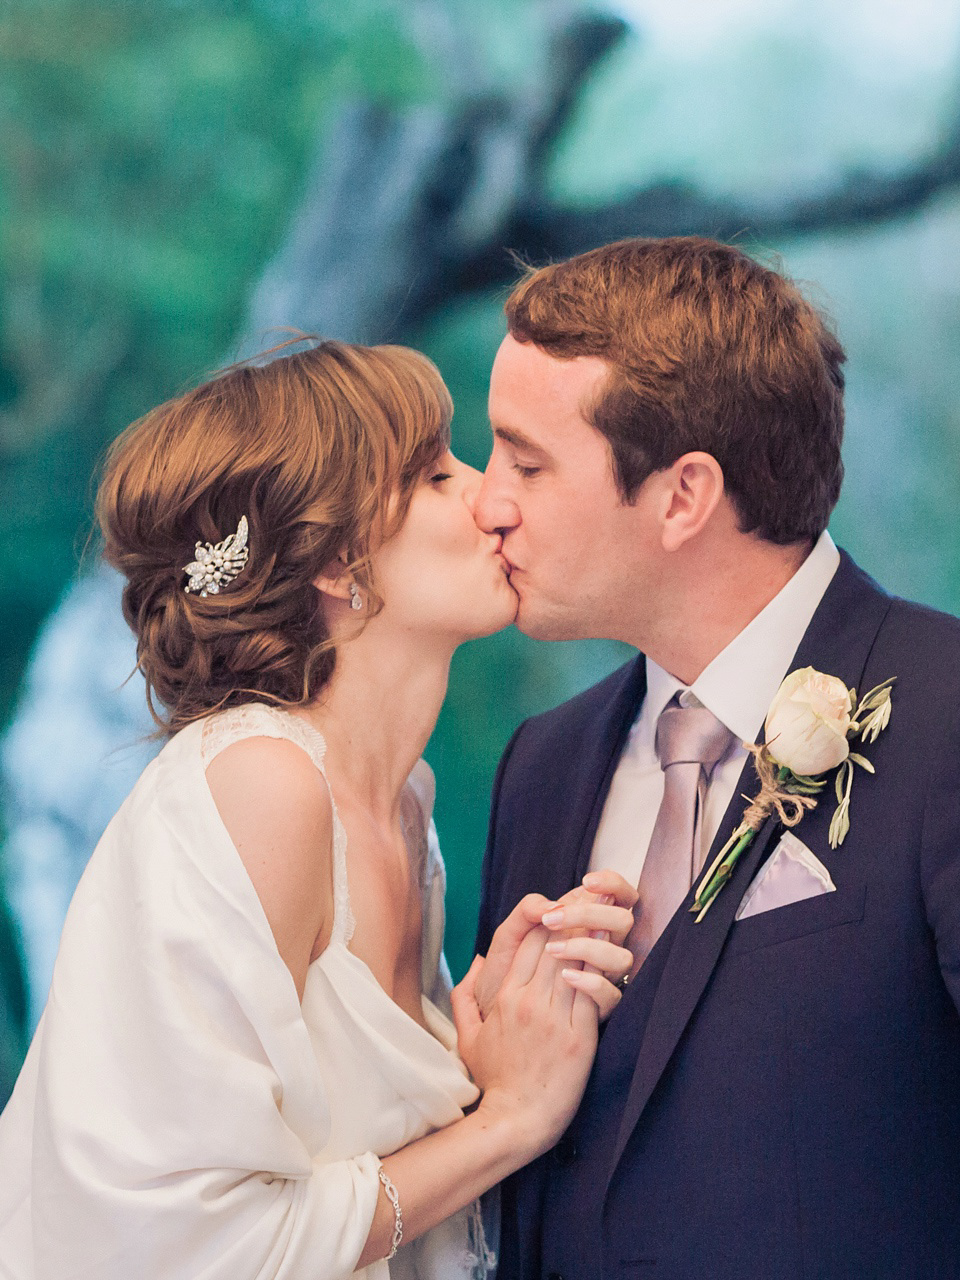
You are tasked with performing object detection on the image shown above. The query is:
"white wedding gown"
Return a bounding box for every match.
[0,704,493,1280]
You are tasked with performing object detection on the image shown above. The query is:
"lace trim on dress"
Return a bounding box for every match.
[200,703,356,946]
[465,1198,498,1278]
[399,786,429,894]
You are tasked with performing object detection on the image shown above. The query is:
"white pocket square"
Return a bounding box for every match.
[735,830,836,921]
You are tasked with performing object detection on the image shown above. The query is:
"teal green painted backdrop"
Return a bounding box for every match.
[3,0,960,1099]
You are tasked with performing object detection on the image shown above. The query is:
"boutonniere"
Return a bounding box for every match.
[691,667,895,922]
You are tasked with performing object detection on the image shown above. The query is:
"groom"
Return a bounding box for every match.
[472,237,960,1279]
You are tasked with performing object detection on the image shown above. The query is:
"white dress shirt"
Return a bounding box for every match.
[589,532,841,885]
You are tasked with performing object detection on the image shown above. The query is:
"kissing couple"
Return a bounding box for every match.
[1,236,958,1280]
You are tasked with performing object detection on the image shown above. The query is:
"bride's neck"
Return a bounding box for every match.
[296,629,452,822]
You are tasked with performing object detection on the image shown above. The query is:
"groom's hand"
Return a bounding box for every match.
[475,870,637,1020]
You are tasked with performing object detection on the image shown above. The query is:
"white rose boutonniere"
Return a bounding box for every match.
[691,667,895,921]
[764,668,852,775]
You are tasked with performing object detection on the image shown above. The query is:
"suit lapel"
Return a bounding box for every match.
[609,551,893,1174]
[608,812,780,1171]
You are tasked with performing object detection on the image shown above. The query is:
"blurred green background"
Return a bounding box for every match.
[3,0,960,1103]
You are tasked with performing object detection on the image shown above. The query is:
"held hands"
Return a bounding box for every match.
[450,871,635,1159]
[474,870,637,1022]
[451,931,598,1160]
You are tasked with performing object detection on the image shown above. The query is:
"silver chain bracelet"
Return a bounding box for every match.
[377,1165,403,1260]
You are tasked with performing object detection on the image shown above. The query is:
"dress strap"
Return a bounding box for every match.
[200,704,356,946]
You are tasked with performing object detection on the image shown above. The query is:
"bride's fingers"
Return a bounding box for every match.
[515,892,561,922]
[580,870,639,911]
[552,872,636,921]
[544,936,632,979]
[556,890,615,946]
[561,968,623,1020]
[555,883,603,907]
[541,902,636,943]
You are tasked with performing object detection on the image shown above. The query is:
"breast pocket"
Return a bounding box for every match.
[724,880,867,956]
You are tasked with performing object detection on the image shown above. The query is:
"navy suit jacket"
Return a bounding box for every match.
[475,553,960,1280]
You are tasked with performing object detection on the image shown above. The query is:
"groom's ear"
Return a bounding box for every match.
[659,452,726,552]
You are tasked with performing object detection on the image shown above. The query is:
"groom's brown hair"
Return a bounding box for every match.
[504,236,846,546]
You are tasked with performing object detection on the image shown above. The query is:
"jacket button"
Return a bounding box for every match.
[547,1273,564,1280]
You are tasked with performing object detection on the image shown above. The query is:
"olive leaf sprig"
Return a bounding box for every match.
[828,676,895,848]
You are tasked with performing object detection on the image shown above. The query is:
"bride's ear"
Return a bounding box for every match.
[313,554,355,603]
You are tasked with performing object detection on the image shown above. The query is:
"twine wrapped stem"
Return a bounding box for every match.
[691,743,821,922]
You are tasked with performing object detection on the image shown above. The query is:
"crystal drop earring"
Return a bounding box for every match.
[349,583,363,611]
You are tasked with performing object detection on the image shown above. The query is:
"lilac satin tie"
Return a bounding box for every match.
[627,700,736,974]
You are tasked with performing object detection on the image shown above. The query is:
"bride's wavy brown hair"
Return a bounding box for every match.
[96,339,452,734]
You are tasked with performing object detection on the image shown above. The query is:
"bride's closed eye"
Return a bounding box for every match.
[429,471,453,485]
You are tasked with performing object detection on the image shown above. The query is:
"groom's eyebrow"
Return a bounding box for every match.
[493,425,548,458]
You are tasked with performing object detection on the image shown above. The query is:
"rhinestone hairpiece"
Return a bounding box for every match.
[183,515,250,597]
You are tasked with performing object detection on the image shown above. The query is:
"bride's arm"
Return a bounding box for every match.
[358,929,597,1268]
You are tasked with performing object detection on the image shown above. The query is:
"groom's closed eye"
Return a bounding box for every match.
[492,427,551,477]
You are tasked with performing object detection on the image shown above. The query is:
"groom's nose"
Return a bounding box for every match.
[474,465,520,535]
[460,464,483,514]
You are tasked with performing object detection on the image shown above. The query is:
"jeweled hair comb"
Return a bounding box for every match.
[183,516,249,597]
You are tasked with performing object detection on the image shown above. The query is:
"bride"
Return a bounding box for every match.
[0,340,634,1279]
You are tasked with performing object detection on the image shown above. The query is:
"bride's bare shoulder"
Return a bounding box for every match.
[205,736,335,999]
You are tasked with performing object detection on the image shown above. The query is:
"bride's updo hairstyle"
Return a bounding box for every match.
[96,339,452,733]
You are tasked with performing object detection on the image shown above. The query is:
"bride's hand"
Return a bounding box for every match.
[452,933,598,1158]
[475,870,636,1020]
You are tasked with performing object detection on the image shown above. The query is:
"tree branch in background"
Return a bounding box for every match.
[536,140,960,257]
[250,9,960,341]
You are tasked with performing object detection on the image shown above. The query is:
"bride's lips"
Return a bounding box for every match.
[488,534,512,574]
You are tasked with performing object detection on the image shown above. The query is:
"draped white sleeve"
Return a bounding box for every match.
[0,719,384,1280]
[0,709,491,1280]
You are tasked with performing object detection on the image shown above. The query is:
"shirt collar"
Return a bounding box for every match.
[645,531,841,745]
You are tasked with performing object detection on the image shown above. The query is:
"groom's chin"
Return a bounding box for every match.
[513,598,586,643]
